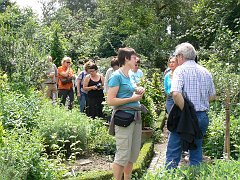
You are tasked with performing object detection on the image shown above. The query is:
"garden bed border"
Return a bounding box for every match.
[70,139,154,180]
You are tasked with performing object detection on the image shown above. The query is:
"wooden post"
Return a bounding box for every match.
[224,85,230,160]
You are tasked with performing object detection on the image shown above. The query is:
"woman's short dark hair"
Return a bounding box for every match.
[85,61,98,71]
[117,47,137,66]
[110,56,119,67]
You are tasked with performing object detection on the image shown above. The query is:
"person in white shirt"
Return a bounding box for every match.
[129,57,143,87]
[104,56,119,93]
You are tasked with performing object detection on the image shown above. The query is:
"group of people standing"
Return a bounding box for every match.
[42,56,105,118]
[42,42,216,180]
[106,43,215,180]
[42,54,144,120]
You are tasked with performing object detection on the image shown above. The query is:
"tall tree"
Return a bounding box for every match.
[57,0,97,15]
[183,0,240,49]
[96,0,197,68]
[0,0,13,13]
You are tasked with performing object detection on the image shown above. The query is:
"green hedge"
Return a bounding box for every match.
[71,139,154,180]
[132,139,154,178]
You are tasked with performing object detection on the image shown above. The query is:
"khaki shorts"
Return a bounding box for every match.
[114,121,142,166]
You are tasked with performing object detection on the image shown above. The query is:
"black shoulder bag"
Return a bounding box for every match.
[114,110,134,127]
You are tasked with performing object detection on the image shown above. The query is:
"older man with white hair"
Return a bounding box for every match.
[165,42,216,169]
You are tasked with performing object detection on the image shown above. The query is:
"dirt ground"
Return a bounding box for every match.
[66,125,211,176]
[66,154,113,174]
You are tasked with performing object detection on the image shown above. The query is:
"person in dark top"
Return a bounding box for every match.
[83,61,104,118]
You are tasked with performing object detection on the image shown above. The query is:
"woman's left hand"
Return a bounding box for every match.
[135,86,145,95]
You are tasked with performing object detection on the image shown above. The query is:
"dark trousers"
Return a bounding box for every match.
[58,89,74,110]
[87,96,103,119]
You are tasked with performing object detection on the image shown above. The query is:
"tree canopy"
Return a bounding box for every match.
[0,0,239,91]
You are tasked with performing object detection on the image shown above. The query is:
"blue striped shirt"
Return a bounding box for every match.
[171,60,215,111]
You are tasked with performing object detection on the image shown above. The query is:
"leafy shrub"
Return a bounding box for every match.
[0,128,66,179]
[38,103,115,159]
[144,160,240,180]
[86,118,115,155]
[141,94,157,128]
[132,139,154,179]
[203,110,225,159]
[38,104,89,160]
[203,109,240,160]
[140,71,165,131]
[1,88,43,130]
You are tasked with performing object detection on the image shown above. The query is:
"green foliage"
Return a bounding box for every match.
[144,160,240,180]
[96,0,196,68]
[203,109,240,160]
[86,118,115,155]
[72,170,113,180]
[141,94,156,128]
[186,0,240,50]
[38,104,89,160]
[132,139,154,179]
[57,0,97,15]
[0,121,4,145]
[0,128,66,179]
[140,71,165,128]
[38,103,115,159]
[50,22,66,66]
[147,72,165,110]
[0,5,51,91]
[1,88,43,130]
[203,110,225,159]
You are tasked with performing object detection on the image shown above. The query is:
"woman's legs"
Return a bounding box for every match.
[87,97,96,118]
[96,96,104,118]
[123,162,133,180]
[112,163,124,180]
[113,122,141,180]
[68,88,74,110]
[58,89,68,107]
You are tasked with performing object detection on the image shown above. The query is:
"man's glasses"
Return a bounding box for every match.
[66,61,71,64]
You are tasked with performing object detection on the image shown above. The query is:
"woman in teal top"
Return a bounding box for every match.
[164,56,178,113]
[107,47,145,180]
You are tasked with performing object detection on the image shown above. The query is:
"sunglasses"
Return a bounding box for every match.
[66,61,71,64]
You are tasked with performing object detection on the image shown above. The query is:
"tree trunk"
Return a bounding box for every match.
[224,86,230,160]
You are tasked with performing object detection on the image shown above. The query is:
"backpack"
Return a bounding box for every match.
[79,71,86,89]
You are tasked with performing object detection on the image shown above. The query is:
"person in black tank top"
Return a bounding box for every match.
[83,61,104,119]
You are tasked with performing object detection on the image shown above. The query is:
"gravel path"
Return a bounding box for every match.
[148,127,168,172]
